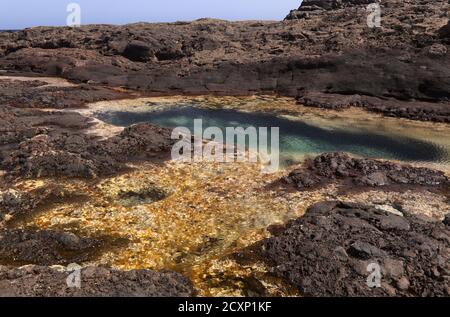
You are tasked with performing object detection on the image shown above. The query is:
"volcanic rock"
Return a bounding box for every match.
[285,0,373,20]
[439,20,450,39]
[283,152,449,190]
[0,229,102,266]
[0,79,129,109]
[0,188,49,222]
[296,92,450,122]
[240,200,450,296]
[0,265,194,297]
[444,214,450,226]
[2,123,174,178]
[0,1,448,122]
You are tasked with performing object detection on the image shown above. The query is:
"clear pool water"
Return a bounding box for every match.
[96,106,450,167]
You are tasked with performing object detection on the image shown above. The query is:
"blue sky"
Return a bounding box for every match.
[1,0,302,29]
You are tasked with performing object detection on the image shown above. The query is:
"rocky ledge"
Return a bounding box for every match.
[0,224,194,297]
[285,0,374,20]
[0,265,194,297]
[1,120,174,179]
[0,229,105,266]
[0,0,449,122]
[236,200,450,296]
[296,92,450,122]
[283,152,449,192]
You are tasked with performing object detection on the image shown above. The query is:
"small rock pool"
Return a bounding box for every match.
[34,96,450,296]
[93,99,450,168]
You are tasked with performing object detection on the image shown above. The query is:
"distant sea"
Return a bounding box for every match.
[0,30,19,32]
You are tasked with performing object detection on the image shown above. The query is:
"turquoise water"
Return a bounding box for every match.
[96,106,450,166]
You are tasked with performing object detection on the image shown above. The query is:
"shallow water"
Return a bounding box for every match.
[96,105,450,167]
[20,98,450,296]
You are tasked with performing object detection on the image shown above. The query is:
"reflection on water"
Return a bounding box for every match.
[96,106,450,166]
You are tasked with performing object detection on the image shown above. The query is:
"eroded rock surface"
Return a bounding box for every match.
[240,201,450,296]
[0,1,449,298]
[285,0,373,20]
[0,265,194,297]
[439,20,450,40]
[0,79,129,109]
[0,0,448,121]
[0,229,102,266]
[0,187,58,222]
[1,123,173,178]
[283,152,449,191]
[296,92,450,122]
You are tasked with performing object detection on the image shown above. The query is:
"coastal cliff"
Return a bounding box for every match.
[0,0,449,121]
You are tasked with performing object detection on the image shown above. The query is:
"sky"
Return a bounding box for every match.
[0,0,302,29]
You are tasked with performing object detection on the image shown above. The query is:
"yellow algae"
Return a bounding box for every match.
[8,152,449,295]
[14,158,329,295]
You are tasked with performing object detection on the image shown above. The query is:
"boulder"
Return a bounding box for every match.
[438,21,450,39]
[239,201,450,296]
[283,152,449,191]
[122,40,154,62]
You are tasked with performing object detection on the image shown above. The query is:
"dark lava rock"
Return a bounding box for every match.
[103,123,174,158]
[0,79,171,180]
[285,0,373,20]
[0,106,49,146]
[3,134,102,178]
[0,1,449,122]
[0,265,194,297]
[117,186,168,207]
[444,214,450,226]
[122,40,154,62]
[296,92,450,123]
[284,152,449,190]
[296,92,356,110]
[0,229,102,266]
[439,20,450,39]
[0,190,40,221]
[2,123,174,178]
[242,201,450,296]
[0,186,67,222]
[0,79,129,109]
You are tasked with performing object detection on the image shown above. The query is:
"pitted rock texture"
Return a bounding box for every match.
[1,123,174,178]
[0,187,59,222]
[296,92,450,122]
[245,201,450,296]
[285,0,374,20]
[283,152,449,190]
[0,79,130,109]
[0,265,194,297]
[439,20,450,40]
[0,229,102,266]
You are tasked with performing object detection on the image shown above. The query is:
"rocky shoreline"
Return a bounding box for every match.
[235,200,450,297]
[0,265,194,297]
[282,152,449,192]
[0,0,449,297]
[0,0,449,122]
